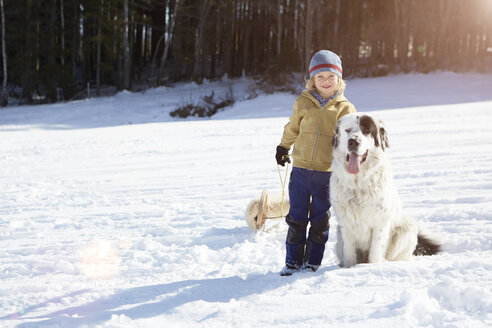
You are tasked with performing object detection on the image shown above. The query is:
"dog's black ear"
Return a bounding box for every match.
[359,115,380,147]
[379,121,389,151]
[333,125,340,148]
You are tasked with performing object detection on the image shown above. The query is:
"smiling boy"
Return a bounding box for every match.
[275,50,357,275]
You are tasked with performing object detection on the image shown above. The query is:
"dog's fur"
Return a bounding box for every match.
[330,113,441,267]
[245,193,290,231]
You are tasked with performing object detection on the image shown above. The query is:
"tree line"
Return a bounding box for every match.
[0,0,490,105]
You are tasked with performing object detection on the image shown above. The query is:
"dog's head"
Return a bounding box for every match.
[332,113,389,175]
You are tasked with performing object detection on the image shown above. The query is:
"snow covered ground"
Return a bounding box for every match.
[0,72,491,328]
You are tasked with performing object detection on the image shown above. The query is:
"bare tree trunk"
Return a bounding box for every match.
[123,0,130,89]
[477,2,490,70]
[436,0,455,69]
[151,33,164,84]
[393,0,403,71]
[315,1,322,50]
[333,0,341,49]
[0,0,6,106]
[210,6,217,78]
[242,0,251,74]
[159,0,181,83]
[129,0,135,81]
[276,0,282,56]
[192,0,211,81]
[295,1,303,71]
[96,0,103,96]
[223,1,235,77]
[394,0,411,71]
[304,0,313,71]
[72,3,78,82]
[60,0,65,66]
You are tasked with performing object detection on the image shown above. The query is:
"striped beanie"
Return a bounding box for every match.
[309,50,343,79]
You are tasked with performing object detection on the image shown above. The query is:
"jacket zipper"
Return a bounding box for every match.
[309,104,325,170]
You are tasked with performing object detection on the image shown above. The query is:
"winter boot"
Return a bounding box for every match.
[302,263,320,272]
[280,263,300,276]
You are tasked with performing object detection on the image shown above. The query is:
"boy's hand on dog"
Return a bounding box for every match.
[275,146,291,166]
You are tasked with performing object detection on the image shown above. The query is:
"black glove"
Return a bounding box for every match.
[275,146,291,166]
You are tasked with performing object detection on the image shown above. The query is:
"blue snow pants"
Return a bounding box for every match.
[285,167,331,267]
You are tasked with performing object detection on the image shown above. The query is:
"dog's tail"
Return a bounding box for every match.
[413,230,441,256]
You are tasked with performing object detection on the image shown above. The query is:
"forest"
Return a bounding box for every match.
[0,0,490,105]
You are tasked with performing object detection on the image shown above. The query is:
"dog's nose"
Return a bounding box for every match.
[348,138,359,151]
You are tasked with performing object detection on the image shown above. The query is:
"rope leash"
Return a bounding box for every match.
[267,154,290,220]
[256,154,291,232]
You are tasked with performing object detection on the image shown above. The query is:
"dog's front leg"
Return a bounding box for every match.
[368,223,391,263]
[340,227,357,267]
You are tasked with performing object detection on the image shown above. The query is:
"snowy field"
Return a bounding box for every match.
[0,72,491,327]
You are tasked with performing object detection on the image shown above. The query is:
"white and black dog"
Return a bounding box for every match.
[330,113,441,267]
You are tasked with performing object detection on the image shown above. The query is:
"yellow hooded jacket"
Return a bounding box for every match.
[279,90,356,172]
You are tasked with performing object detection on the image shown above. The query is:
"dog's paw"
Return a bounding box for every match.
[342,256,357,268]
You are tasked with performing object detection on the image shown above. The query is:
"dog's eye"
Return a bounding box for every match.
[362,128,370,135]
[345,128,352,133]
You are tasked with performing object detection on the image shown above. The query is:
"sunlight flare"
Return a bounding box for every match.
[80,240,121,280]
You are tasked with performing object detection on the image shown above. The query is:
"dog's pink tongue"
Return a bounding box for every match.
[348,152,362,174]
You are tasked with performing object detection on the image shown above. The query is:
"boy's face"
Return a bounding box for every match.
[314,71,339,99]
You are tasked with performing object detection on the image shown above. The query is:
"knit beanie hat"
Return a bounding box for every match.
[309,50,343,79]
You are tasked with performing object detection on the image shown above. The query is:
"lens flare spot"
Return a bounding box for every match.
[80,241,120,279]
[10,309,24,320]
